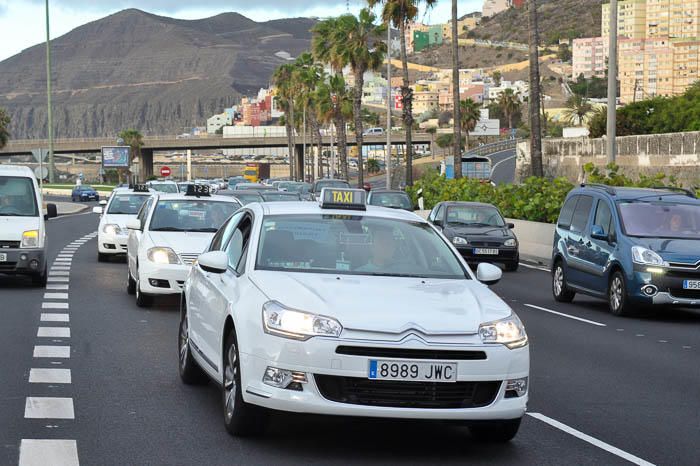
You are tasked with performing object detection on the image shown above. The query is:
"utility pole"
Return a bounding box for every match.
[303,107,307,182]
[451,0,462,179]
[386,24,392,190]
[45,0,55,183]
[607,0,618,165]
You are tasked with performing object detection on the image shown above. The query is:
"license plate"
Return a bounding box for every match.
[0,253,6,262]
[368,360,457,383]
[473,248,499,255]
[683,280,700,290]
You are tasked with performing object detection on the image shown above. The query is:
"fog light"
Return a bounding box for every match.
[263,367,307,390]
[642,285,658,297]
[20,254,28,261]
[29,259,39,270]
[505,377,528,398]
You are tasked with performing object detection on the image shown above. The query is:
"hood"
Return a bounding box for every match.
[102,214,137,229]
[0,216,41,241]
[250,271,512,334]
[146,231,213,255]
[634,237,700,264]
[444,225,513,240]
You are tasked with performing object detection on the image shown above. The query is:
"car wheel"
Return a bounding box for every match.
[505,261,519,272]
[609,271,633,317]
[32,263,48,287]
[178,299,208,385]
[552,260,575,303]
[135,278,153,308]
[127,265,136,295]
[469,418,521,442]
[222,330,268,436]
[71,196,76,202]
[97,252,108,263]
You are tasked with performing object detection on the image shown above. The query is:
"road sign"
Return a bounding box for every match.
[31,149,48,163]
[394,95,403,110]
[160,166,172,177]
[470,119,500,137]
[102,146,130,168]
[34,166,48,180]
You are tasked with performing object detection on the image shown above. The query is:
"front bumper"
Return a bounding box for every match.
[455,246,519,264]
[631,266,700,307]
[239,334,529,420]
[0,248,46,275]
[138,261,190,295]
[98,232,128,255]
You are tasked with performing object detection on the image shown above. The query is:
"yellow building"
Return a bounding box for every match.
[602,0,647,40]
[412,91,439,115]
[671,39,700,94]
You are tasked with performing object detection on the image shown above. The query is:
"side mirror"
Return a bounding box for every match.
[507,223,515,229]
[433,218,443,227]
[92,206,103,215]
[590,225,607,241]
[99,199,108,206]
[198,251,228,274]
[45,203,58,220]
[126,219,141,231]
[476,263,502,286]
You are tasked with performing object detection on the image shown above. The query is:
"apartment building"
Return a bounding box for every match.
[572,37,608,79]
[602,0,647,40]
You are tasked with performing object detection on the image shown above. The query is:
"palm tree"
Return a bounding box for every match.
[272,63,297,179]
[562,94,593,126]
[459,98,481,152]
[294,53,325,182]
[528,0,544,176]
[451,0,462,179]
[0,108,10,149]
[335,9,387,188]
[118,129,143,183]
[314,75,353,180]
[496,89,521,132]
[367,0,438,186]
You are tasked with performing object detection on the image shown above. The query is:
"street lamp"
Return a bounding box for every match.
[45,0,55,183]
[607,0,617,164]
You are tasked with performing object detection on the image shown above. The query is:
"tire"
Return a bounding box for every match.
[505,261,519,272]
[609,270,633,317]
[178,299,208,385]
[469,418,522,443]
[126,265,136,295]
[71,196,76,202]
[135,278,153,308]
[222,330,268,436]
[97,252,108,263]
[32,263,48,287]
[552,260,575,303]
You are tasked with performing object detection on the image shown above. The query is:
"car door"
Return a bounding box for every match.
[563,195,595,288]
[128,197,153,274]
[585,198,617,293]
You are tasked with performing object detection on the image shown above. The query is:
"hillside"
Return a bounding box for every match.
[471,0,604,45]
[409,42,528,69]
[0,9,315,139]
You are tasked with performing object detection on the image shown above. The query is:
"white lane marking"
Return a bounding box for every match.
[524,304,607,327]
[37,327,71,338]
[57,254,74,258]
[46,284,69,291]
[19,439,79,466]
[47,277,70,283]
[49,271,70,277]
[33,346,70,358]
[50,267,71,272]
[520,262,550,272]
[528,413,655,466]
[29,368,72,384]
[24,397,75,419]
[41,314,70,322]
[490,153,516,176]
[44,293,69,300]
[42,302,69,310]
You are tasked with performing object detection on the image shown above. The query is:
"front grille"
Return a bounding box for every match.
[179,253,199,265]
[0,262,18,271]
[470,241,501,248]
[669,289,700,300]
[314,375,501,409]
[668,261,700,270]
[336,346,486,360]
[666,269,700,278]
[0,241,20,249]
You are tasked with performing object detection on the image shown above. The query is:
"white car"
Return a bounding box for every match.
[146,180,179,194]
[126,186,242,307]
[180,188,529,440]
[94,186,153,261]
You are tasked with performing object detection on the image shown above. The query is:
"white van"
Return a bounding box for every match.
[362,127,385,136]
[0,165,57,285]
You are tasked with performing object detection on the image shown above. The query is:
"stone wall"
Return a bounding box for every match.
[516,132,700,186]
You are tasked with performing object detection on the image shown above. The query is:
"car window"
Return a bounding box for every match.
[557,196,579,229]
[570,195,594,233]
[368,192,413,210]
[0,176,39,217]
[225,216,252,272]
[434,204,445,224]
[209,212,244,251]
[149,200,238,232]
[107,194,149,215]
[446,205,505,227]
[593,200,614,236]
[138,197,155,230]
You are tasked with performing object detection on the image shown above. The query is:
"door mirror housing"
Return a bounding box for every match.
[476,263,502,286]
[590,225,607,241]
[99,199,108,206]
[198,251,228,274]
[433,218,443,227]
[126,219,141,231]
[92,206,103,214]
[507,222,515,229]
[45,203,58,220]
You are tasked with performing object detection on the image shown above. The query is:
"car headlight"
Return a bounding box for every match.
[146,247,181,265]
[478,313,528,349]
[262,301,342,341]
[504,238,517,247]
[452,236,468,245]
[631,246,668,266]
[103,224,122,236]
[21,230,39,248]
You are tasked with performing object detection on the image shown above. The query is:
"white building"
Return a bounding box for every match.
[487,80,529,102]
[362,75,388,105]
[207,112,232,134]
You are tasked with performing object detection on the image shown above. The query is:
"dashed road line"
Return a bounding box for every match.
[19,439,79,466]
[523,304,607,327]
[24,397,75,419]
[42,302,69,310]
[43,293,69,300]
[40,314,70,323]
[47,277,70,283]
[46,284,69,291]
[29,369,71,384]
[37,327,71,338]
[520,262,550,272]
[33,346,70,359]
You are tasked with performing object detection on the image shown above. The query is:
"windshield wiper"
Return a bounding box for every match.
[186,228,218,232]
[151,227,184,231]
[364,272,424,278]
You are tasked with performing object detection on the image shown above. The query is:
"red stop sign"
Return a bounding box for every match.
[160,166,171,177]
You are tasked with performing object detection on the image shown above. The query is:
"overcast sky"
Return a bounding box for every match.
[0,0,483,61]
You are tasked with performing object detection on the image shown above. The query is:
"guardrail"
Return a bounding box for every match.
[465,139,520,157]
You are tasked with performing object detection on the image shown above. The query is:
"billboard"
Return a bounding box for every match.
[102,146,130,168]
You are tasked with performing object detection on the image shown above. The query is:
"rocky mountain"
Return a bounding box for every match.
[0,9,315,139]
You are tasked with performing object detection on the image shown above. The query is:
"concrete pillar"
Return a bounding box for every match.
[294,144,304,181]
[141,149,154,181]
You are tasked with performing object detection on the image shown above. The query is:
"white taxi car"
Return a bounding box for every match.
[94,185,153,262]
[179,188,529,441]
[126,185,241,307]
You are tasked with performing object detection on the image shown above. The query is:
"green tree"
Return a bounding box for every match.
[562,94,593,126]
[293,53,325,182]
[314,75,353,179]
[492,70,502,87]
[587,105,607,138]
[335,9,387,188]
[496,89,521,131]
[367,0,438,186]
[459,98,481,151]
[366,158,381,173]
[0,108,10,149]
[272,63,298,179]
[118,129,143,183]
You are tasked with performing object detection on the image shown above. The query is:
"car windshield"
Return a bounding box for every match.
[446,205,505,227]
[287,183,311,194]
[261,192,300,202]
[230,193,262,204]
[0,176,39,217]
[618,201,700,239]
[149,183,178,194]
[315,180,350,191]
[149,200,238,232]
[369,192,413,210]
[107,194,150,215]
[256,215,469,279]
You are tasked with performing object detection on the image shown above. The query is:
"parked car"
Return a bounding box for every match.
[367,190,414,211]
[310,179,351,200]
[260,191,302,202]
[71,185,100,202]
[428,201,519,272]
[217,190,264,205]
[362,127,384,136]
[552,184,700,316]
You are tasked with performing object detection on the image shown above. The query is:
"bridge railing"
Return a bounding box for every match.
[465,138,520,157]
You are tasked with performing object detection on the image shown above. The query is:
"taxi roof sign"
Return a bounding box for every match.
[186,184,211,197]
[131,184,150,193]
[319,187,366,210]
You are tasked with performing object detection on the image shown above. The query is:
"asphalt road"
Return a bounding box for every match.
[488,149,517,185]
[1,212,696,465]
